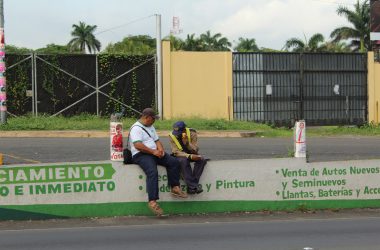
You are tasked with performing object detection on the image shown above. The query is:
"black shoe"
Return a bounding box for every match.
[187,188,197,194]
[196,184,203,194]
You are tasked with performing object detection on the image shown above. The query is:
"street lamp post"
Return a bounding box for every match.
[155,14,162,119]
[0,0,6,124]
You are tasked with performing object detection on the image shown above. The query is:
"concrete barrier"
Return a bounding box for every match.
[1,158,380,220]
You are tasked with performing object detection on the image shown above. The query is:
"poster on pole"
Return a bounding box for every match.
[110,122,123,161]
[294,120,306,158]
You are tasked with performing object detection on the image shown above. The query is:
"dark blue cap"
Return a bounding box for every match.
[172,121,186,136]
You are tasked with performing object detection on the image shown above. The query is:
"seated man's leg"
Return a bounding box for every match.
[177,157,198,192]
[193,159,208,183]
[157,153,181,188]
[133,153,159,201]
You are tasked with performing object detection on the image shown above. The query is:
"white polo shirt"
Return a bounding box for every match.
[129,121,159,156]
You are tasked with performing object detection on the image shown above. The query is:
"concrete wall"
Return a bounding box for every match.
[162,41,233,120]
[368,52,380,124]
[1,158,380,220]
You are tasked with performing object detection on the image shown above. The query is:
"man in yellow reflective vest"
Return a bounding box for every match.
[169,121,208,194]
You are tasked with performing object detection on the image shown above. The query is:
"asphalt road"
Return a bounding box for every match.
[1,211,380,250]
[1,136,380,165]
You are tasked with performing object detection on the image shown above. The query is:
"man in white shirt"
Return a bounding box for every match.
[129,108,187,216]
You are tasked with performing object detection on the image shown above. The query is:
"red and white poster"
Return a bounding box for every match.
[294,120,306,158]
[110,122,123,161]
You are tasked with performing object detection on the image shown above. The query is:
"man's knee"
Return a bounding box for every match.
[138,159,159,179]
[177,157,189,166]
[144,166,158,178]
[165,154,180,168]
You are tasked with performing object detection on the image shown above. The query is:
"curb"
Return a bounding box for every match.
[0,130,261,138]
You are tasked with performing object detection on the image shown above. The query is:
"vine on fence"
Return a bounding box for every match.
[7,53,155,116]
[98,54,154,117]
[6,54,31,115]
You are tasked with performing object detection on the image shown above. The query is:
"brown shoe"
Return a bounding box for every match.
[171,186,188,198]
[148,201,163,216]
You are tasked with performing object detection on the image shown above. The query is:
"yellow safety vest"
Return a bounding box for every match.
[169,127,191,151]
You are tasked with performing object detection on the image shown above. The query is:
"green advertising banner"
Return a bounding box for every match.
[1,159,380,220]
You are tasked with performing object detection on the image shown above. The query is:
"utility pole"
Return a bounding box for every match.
[0,0,6,124]
[155,14,162,119]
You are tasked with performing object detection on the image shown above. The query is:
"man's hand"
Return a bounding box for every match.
[181,133,189,145]
[153,149,164,158]
[134,142,164,158]
[190,154,203,161]
[155,140,165,158]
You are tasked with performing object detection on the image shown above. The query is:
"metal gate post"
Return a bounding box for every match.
[96,54,99,116]
[299,53,304,120]
[31,52,35,115]
[33,52,38,116]
[156,14,163,118]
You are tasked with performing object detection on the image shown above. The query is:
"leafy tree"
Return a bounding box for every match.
[199,30,232,51]
[68,21,101,54]
[5,44,32,54]
[330,0,370,52]
[35,44,80,54]
[182,34,203,51]
[259,47,283,52]
[164,35,184,51]
[284,33,325,52]
[320,41,352,52]
[234,37,259,52]
[103,35,155,55]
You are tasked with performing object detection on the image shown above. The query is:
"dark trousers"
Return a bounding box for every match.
[133,152,180,201]
[177,157,207,190]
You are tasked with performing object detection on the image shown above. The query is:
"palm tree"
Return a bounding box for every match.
[215,36,232,51]
[199,31,232,51]
[330,0,370,52]
[182,34,202,51]
[320,41,352,52]
[284,33,325,52]
[165,35,184,51]
[68,21,101,54]
[234,37,259,52]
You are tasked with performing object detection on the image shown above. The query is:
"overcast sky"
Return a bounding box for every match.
[5,0,358,51]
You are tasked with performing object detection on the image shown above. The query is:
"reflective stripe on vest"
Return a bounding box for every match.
[169,128,191,151]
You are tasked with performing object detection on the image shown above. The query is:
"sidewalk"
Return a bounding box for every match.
[0,130,261,138]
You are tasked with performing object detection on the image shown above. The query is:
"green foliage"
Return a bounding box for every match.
[0,114,110,130]
[259,47,283,52]
[103,35,156,55]
[284,33,325,52]
[330,0,370,52]
[234,37,259,52]
[287,147,295,157]
[319,41,352,52]
[172,31,232,51]
[5,55,31,114]
[98,54,121,115]
[296,203,310,212]
[38,55,64,113]
[5,44,32,54]
[307,123,380,136]
[182,33,203,51]
[98,54,150,116]
[199,30,232,51]
[35,44,81,54]
[68,21,101,54]
[164,35,184,51]
[2,116,380,139]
